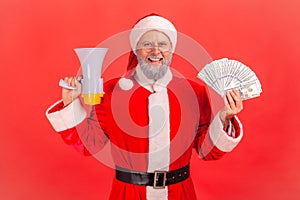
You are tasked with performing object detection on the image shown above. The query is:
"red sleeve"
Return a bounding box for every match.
[192,82,226,160]
[48,80,118,156]
[58,101,109,156]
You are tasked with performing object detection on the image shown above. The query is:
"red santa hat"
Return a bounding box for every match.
[126,14,177,72]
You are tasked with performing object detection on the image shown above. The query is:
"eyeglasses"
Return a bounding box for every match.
[138,41,171,53]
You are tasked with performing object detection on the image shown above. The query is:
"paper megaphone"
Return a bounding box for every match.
[59,48,108,105]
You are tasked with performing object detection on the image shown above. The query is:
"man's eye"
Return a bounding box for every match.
[142,42,152,47]
[158,42,168,46]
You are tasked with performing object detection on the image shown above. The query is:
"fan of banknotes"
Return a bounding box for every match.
[197,58,262,100]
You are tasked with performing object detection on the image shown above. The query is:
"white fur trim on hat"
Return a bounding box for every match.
[130,15,177,53]
[119,77,134,90]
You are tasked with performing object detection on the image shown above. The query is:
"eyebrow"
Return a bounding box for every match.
[140,40,170,44]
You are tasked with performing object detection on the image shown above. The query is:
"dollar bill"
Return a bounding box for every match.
[224,80,262,100]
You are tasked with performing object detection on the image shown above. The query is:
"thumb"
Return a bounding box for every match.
[74,78,82,92]
[76,75,83,81]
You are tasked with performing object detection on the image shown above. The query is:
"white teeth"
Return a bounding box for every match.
[149,58,162,62]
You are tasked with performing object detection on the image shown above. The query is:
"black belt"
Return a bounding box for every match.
[115,164,190,189]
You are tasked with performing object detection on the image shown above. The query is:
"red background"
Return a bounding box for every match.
[1,0,300,199]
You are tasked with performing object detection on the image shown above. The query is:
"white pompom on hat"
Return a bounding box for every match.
[118,77,134,90]
[129,15,177,54]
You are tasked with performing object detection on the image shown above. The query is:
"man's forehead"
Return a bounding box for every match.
[138,30,171,42]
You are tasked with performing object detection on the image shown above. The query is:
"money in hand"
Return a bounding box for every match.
[197,58,262,100]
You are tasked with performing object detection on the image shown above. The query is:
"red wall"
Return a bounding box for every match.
[1,0,300,199]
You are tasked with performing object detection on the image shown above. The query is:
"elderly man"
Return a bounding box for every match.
[46,15,243,200]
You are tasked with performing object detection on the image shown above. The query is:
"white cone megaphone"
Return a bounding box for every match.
[59,48,108,105]
[75,48,108,105]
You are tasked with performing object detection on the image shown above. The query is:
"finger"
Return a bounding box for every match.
[233,88,240,95]
[64,76,69,82]
[67,77,72,86]
[64,77,73,87]
[223,92,235,120]
[74,78,82,90]
[65,77,71,86]
[226,91,236,108]
[231,89,243,111]
[232,89,242,100]
[229,91,244,114]
[69,77,76,87]
[224,92,235,117]
[223,92,231,109]
[73,77,77,87]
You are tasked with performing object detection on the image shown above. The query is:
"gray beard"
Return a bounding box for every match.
[136,54,172,81]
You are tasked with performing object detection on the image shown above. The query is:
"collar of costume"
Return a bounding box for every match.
[134,64,172,93]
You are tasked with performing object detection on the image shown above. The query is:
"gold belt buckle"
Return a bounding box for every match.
[153,170,167,189]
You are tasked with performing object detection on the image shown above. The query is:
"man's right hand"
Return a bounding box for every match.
[62,76,82,106]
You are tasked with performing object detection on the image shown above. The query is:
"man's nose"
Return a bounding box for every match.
[151,45,160,54]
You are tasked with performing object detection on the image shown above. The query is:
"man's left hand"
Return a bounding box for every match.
[220,89,243,129]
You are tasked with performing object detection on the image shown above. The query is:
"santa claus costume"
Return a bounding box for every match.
[46,15,243,200]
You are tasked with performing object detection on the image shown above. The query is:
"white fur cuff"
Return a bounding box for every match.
[45,98,87,132]
[209,112,243,152]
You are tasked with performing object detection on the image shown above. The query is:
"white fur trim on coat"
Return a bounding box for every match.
[45,98,87,132]
[133,63,172,200]
[209,112,243,152]
[146,87,170,200]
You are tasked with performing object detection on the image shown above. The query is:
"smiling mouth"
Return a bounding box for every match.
[147,57,163,63]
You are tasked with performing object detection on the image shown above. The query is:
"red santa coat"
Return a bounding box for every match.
[46,66,243,200]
